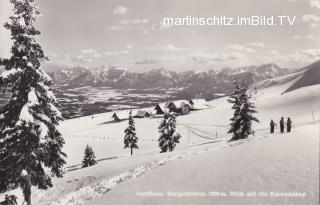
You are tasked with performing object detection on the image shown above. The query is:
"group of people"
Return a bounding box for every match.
[270,117,292,134]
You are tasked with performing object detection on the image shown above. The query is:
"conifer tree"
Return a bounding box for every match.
[0,1,66,204]
[1,194,17,205]
[82,145,97,168]
[228,81,259,141]
[158,112,181,153]
[124,111,138,155]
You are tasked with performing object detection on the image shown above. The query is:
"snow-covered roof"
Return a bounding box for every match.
[169,100,192,108]
[154,102,168,112]
[153,99,211,114]
[155,100,194,112]
[190,99,210,109]
[111,106,155,121]
[111,110,132,120]
[134,110,150,117]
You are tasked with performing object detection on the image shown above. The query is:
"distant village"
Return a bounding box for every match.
[111,99,210,122]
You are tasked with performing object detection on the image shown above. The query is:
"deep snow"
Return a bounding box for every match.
[0,73,319,205]
[91,124,319,205]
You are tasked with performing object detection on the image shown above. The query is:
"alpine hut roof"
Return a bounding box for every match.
[134,110,150,118]
[190,98,210,109]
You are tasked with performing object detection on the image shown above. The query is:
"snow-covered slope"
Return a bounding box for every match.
[0,69,319,205]
[92,124,319,205]
[57,79,320,166]
[284,60,320,93]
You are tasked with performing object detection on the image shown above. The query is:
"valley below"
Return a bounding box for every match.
[52,86,182,118]
[0,62,292,118]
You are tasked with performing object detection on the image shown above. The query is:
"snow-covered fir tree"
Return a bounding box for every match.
[0,194,17,205]
[228,81,259,141]
[158,112,181,153]
[0,0,66,204]
[124,111,138,155]
[82,145,97,168]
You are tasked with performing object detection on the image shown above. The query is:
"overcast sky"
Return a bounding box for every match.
[0,0,320,72]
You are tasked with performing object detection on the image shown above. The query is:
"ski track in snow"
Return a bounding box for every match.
[43,150,195,205]
[39,134,270,205]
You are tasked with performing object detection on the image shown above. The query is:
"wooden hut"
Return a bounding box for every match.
[134,110,151,118]
[112,112,121,122]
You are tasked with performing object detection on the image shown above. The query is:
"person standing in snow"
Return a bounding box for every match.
[287,117,292,133]
[280,117,285,133]
[270,119,276,133]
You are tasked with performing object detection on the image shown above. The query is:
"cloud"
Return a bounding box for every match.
[109,19,151,34]
[302,14,320,28]
[145,46,157,50]
[247,42,266,48]
[269,50,279,55]
[134,58,158,64]
[48,49,129,66]
[145,44,188,52]
[109,20,171,35]
[161,56,176,61]
[104,50,128,56]
[310,0,320,9]
[226,44,255,53]
[307,35,316,40]
[301,48,320,57]
[288,0,295,3]
[81,49,97,54]
[292,34,316,40]
[292,35,302,40]
[73,49,102,63]
[113,6,127,15]
[190,52,247,63]
[126,44,132,49]
[143,21,172,31]
[159,21,172,30]
[120,19,149,25]
[161,44,183,51]
[110,25,150,34]
[275,49,320,65]
[110,25,130,31]
[289,49,320,64]
[52,49,102,64]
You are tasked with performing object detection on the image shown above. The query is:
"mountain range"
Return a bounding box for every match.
[48,63,291,99]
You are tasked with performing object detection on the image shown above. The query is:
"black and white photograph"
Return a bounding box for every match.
[0,0,319,204]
